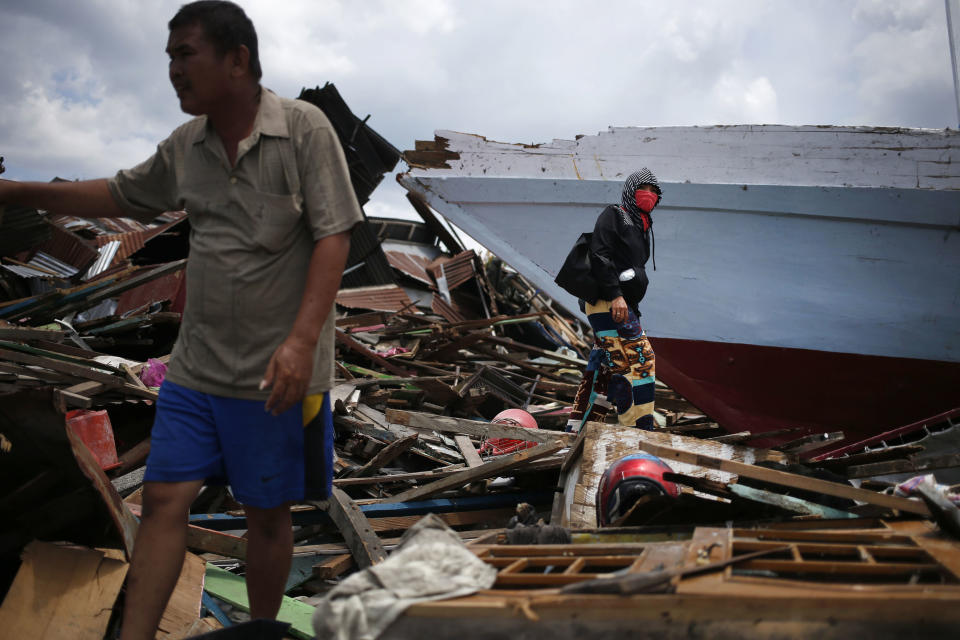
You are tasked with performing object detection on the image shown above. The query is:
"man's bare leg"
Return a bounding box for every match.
[244,502,293,619]
[120,479,204,640]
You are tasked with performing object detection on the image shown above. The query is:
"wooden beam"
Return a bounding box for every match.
[0,327,66,341]
[639,441,931,516]
[186,524,247,560]
[346,433,419,478]
[775,431,846,455]
[335,329,410,377]
[845,453,960,479]
[384,440,565,503]
[455,435,484,468]
[335,467,464,487]
[65,417,139,559]
[322,488,388,568]
[727,483,857,519]
[204,565,315,639]
[707,431,754,444]
[386,409,575,445]
[111,437,151,476]
[312,553,355,580]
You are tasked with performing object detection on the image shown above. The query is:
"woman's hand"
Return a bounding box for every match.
[611,296,629,324]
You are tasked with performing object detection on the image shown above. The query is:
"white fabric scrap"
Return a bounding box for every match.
[312,513,498,640]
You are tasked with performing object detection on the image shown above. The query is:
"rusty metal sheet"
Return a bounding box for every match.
[336,285,414,312]
[429,250,478,290]
[431,293,467,323]
[36,223,99,273]
[385,250,433,285]
[114,270,187,316]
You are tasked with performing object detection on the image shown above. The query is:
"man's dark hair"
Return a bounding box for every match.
[169,1,262,80]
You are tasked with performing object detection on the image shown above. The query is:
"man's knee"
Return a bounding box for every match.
[141,480,203,520]
[245,503,291,539]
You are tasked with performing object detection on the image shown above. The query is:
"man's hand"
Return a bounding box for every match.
[611,296,629,324]
[261,335,316,416]
[259,230,351,416]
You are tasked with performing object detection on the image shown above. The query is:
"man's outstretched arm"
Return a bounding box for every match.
[261,229,352,415]
[0,178,125,218]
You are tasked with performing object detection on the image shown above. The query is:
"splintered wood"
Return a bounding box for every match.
[564,423,789,528]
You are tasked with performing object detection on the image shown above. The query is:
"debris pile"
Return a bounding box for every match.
[2,85,960,639]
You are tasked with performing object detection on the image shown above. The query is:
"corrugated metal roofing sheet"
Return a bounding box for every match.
[431,292,467,323]
[429,250,478,290]
[14,251,80,278]
[48,210,187,237]
[342,220,395,289]
[2,264,51,279]
[36,223,99,273]
[84,240,121,280]
[336,285,413,312]
[384,250,433,285]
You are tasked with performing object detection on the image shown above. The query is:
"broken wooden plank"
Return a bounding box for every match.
[0,326,67,341]
[65,416,139,558]
[708,431,755,444]
[640,441,931,517]
[335,328,410,377]
[455,435,484,468]
[203,564,314,639]
[55,388,94,410]
[386,408,575,445]
[845,453,960,479]
[187,524,248,560]
[111,437,151,476]
[478,335,586,367]
[0,541,128,640]
[728,483,858,519]
[157,552,206,639]
[321,487,388,568]
[345,433,419,478]
[334,466,464,487]
[312,553,355,580]
[776,431,846,455]
[384,440,565,503]
[329,382,357,415]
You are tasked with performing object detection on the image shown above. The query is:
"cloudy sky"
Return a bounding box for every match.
[1,0,957,223]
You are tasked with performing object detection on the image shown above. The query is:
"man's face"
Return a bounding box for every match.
[166,23,232,115]
[636,184,657,194]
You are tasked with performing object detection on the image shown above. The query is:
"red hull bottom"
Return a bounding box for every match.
[650,337,960,453]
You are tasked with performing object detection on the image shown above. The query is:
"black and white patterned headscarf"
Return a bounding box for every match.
[620,168,662,223]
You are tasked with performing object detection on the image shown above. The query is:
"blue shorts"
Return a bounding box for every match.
[145,380,333,508]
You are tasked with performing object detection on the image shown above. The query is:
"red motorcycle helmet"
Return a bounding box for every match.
[479,409,539,456]
[596,453,680,526]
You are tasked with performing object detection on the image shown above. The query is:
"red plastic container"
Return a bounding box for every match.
[66,409,121,471]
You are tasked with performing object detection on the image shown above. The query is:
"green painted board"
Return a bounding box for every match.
[204,564,315,639]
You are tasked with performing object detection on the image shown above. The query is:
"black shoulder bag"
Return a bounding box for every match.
[554,232,600,304]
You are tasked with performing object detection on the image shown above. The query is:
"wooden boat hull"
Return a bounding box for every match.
[400,126,960,452]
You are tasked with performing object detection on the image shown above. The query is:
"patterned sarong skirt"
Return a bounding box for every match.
[568,299,656,431]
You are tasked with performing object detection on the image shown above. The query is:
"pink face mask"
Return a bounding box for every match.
[634,190,658,213]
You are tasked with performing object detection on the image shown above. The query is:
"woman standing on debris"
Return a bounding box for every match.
[567,169,661,432]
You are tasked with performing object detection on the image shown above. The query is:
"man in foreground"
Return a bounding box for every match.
[0,2,362,637]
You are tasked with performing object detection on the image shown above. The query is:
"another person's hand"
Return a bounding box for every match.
[261,335,315,416]
[611,296,629,324]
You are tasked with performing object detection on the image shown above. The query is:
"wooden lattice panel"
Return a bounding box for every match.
[472,542,687,589]
[678,526,960,598]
